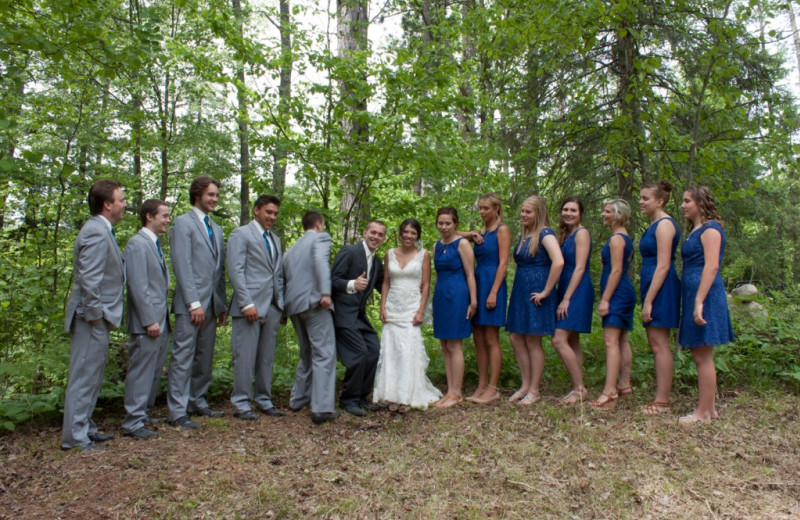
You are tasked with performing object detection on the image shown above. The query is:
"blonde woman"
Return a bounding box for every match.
[505,196,564,405]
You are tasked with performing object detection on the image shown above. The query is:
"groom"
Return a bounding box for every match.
[331,221,387,416]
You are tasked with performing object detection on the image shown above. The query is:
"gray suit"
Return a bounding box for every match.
[227,221,284,413]
[62,216,125,449]
[167,209,227,421]
[122,230,170,433]
[284,230,336,413]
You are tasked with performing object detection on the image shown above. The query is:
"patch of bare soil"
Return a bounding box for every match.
[1,390,799,519]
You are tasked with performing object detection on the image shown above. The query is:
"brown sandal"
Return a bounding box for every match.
[591,392,618,409]
[642,401,671,415]
[616,386,633,398]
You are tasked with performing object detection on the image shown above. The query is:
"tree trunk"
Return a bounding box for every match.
[788,4,800,87]
[232,0,251,225]
[272,0,292,199]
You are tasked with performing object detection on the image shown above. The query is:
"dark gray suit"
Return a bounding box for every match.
[122,229,170,433]
[62,216,125,449]
[227,221,284,413]
[331,243,383,408]
[167,209,227,421]
[284,230,336,413]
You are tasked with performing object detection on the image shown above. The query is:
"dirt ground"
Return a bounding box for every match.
[1,390,799,519]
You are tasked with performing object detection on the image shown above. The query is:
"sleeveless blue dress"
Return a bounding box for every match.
[555,228,593,333]
[472,226,508,327]
[600,233,636,331]
[639,217,681,328]
[433,237,472,339]
[679,221,734,348]
[505,228,557,336]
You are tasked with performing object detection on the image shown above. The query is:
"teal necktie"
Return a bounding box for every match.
[204,215,216,253]
[263,231,273,259]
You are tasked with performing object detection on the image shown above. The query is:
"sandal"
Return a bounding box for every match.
[561,388,589,405]
[473,386,500,404]
[616,386,633,399]
[591,392,618,409]
[508,389,526,403]
[642,401,671,415]
[678,413,711,425]
[388,403,399,413]
[436,394,463,408]
[517,393,541,406]
[397,405,410,414]
[465,387,487,402]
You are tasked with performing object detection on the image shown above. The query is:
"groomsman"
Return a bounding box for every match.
[284,212,339,425]
[331,221,386,416]
[167,176,227,429]
[227,195,285,420]
[62,179,126,452]
[121,200,171,439]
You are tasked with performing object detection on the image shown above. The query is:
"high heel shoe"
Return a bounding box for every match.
[591,392,618,409]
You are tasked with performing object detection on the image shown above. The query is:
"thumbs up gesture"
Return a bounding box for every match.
[354,271,368,291]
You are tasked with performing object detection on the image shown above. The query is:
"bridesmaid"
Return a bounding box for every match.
[506,196,564,405]
[593,199,636,408]
[466,193,509,404]
[639,180,681,415]
[552,197,592,404]
[678,186,734,424]
[432,207,477,408]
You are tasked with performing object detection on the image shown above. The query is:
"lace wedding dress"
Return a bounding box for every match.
[372,249,442,408]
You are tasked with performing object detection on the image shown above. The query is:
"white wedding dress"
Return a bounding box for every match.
[373,249,442,409]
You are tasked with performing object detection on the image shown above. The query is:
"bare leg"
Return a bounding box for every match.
[568,330,584,370]
[601,327,622,395]
[618,330,632,391]
[523,335,544,400]
[552,328,585,394]
[646,326,673,404]
[468,325,489,400]
[689,346,716,421]
[474,326,502,403]
[509,333,530,400]
[437,340,464,408]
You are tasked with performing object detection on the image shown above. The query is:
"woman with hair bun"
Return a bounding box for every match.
[466,193,509,404]
[432,207,477,408]
[639,180,681,415]
[552,197,592,404]
[374,218,442,412]
[505,196,564,405]
[593,199,636,408]
[678,186,734,424]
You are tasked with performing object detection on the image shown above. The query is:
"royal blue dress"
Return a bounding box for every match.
[600,233,636,331]
[555,228,593,333]
[472,226,507,327]
[506,228,557,336]
[639,217,681,328]
[433,237,472,339]
[679,221,734,348]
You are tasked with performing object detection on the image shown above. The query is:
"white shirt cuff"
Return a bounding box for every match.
[242,303,254,311]
[346,280,357,294]
[188,301,202,311]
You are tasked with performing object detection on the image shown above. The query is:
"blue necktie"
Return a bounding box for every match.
[263,231,273,259]
[204,215,216,253]
[110,227,117,243]
[156,238,163,258]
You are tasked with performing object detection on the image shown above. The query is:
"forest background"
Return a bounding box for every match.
[2,0,800,431]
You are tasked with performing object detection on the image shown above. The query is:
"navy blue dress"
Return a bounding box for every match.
[472,226,508,327]
[639,217,681,328]
[433,238,471,339]
[679,221,734,348]
[506,228,557,336]
[555,228,593,333]
[600,233,636,331]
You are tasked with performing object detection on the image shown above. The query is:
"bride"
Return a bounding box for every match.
[373,218,442,411]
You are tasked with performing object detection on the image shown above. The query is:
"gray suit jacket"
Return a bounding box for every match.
[227,221,285,317]
[64,216,125,331]
[283,230,332,317]
[124,230,171,333]
[170,210,227,317]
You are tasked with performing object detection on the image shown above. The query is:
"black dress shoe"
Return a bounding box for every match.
[80,443,104,453]
[189,407,225,418]
[171,416,201,429]
[342,405,367,417]
[258,407,286,417]
[291,404,308,413]
[311,411,340,425]
[233,410,259,421]
[360,402,380,412]
[123,427,160,439]
[88,432,115,443]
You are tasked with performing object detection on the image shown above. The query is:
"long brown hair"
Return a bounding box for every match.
[683,185,724,230]
[557,197,584,244]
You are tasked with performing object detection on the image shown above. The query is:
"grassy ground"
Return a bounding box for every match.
[1,389,798,519]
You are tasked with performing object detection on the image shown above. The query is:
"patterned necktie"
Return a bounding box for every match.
[204,215,216,253]
[263,231,273,260]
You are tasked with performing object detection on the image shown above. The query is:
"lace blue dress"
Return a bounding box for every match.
[472,226,507,327]
[433,238,471,339]
[555,228,593,333]
[506,228,557,336]
[600,234,636,331]
[679,221,734,348]
[639,217,681,328]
